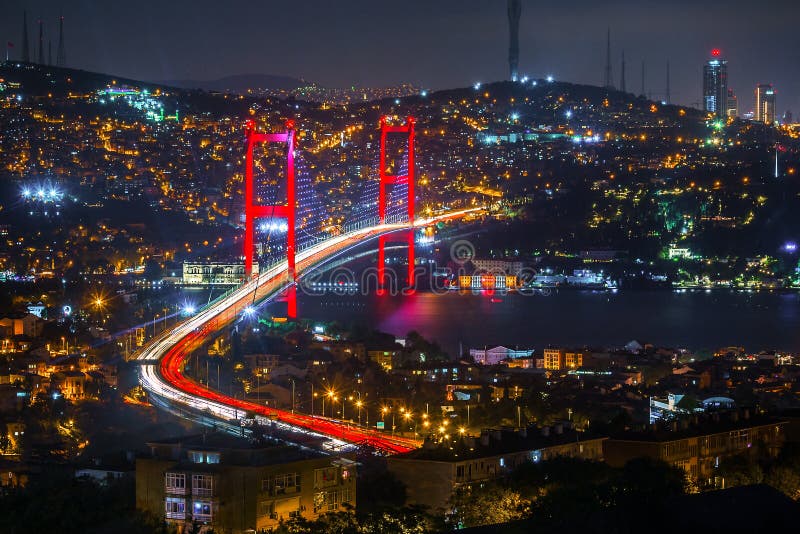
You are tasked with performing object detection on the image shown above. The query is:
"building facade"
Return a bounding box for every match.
[388,425,605,513]
[755,84,776,124]
[469,345,534,366]
[182,262,249,285]
[703,54,728,117]
[604,415,786,487]
[543,348,584,370]
[136,434,356,533]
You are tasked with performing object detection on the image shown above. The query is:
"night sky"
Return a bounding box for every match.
[3,0,799,113]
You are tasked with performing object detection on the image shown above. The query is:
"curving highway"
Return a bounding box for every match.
[137,208,483,454]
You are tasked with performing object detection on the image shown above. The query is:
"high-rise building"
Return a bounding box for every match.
[703,49,728,116]
[726,89,738,118]
[507,0,521,81]
[755,84,776,125]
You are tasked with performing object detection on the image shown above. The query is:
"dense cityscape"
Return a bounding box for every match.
[1,1,800,533]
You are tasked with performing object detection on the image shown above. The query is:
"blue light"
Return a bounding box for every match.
[473,82,481,90]
[546,75,554,82]
[183,304,196,315]
[565,110,572,119]
[783,242,797,253]
[420,90,427,97]
[243,306,255,316]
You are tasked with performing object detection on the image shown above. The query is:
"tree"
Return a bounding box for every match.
[449,483,529,528]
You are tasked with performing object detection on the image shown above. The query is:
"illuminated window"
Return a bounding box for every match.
[192,474,213,497]
[165,497,185,519]
[165,473,186,493]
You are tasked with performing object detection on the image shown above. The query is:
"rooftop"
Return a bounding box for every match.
[610,413,785,443]
[145,432,328,466]
[393,424,605,462]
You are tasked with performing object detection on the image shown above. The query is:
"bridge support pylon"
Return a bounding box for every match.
[244,119,297,318]
[378,116,416,294]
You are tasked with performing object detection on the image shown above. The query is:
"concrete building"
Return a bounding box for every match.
[543,348,584,371]
[604,414,786,487]
[471,258,524,276]
[755,83,776,125]
[387,424,606,513]
[136,433,356,533]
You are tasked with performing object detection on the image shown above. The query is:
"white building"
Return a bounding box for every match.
[471,259,524,276]
[182,262,249,285]
[470,345,534,365]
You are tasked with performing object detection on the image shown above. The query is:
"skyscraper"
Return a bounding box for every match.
[755,84,776,124]
[507,0,521,81]
[703,49,728,116]
[21,10,30,62]
[726,89,738,118]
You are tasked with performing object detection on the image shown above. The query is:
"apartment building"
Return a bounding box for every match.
[136,433,356,533]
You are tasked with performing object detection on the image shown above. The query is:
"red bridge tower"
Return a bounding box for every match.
[377,116,416,293]
[243,120,296,317]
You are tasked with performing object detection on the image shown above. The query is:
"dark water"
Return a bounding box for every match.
[293,289,800,355]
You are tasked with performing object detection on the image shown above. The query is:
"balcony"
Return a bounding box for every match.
[193,487,213,497]
[165,485,186,495]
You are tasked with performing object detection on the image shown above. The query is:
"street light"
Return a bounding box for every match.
[355,400,363,426]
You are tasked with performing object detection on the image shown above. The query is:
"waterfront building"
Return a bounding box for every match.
[182,262,249,285]
[471,259,524,276]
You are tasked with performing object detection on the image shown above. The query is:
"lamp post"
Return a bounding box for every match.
[356,400,363,426]
[381,406,389,433]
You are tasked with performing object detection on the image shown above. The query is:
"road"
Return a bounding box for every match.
[138,209,483,454]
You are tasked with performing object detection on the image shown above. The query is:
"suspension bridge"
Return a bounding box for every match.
[137,117,482,454]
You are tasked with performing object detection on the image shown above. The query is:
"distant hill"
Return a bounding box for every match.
[163,73,307,93]
[0,61,173,96]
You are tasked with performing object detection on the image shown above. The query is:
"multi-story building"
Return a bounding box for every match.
[469,345,534,366]
[755,84,776,125]
[387,424,606,513]
[182,262,248,285]
[604,414,786,487]
[471,259,524,276]
[703,51,728,117]
[136,433,356,533]
[726,89,738,118]
[543,348,584,370]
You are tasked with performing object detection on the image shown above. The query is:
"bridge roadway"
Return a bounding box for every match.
[137,208,482,454]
